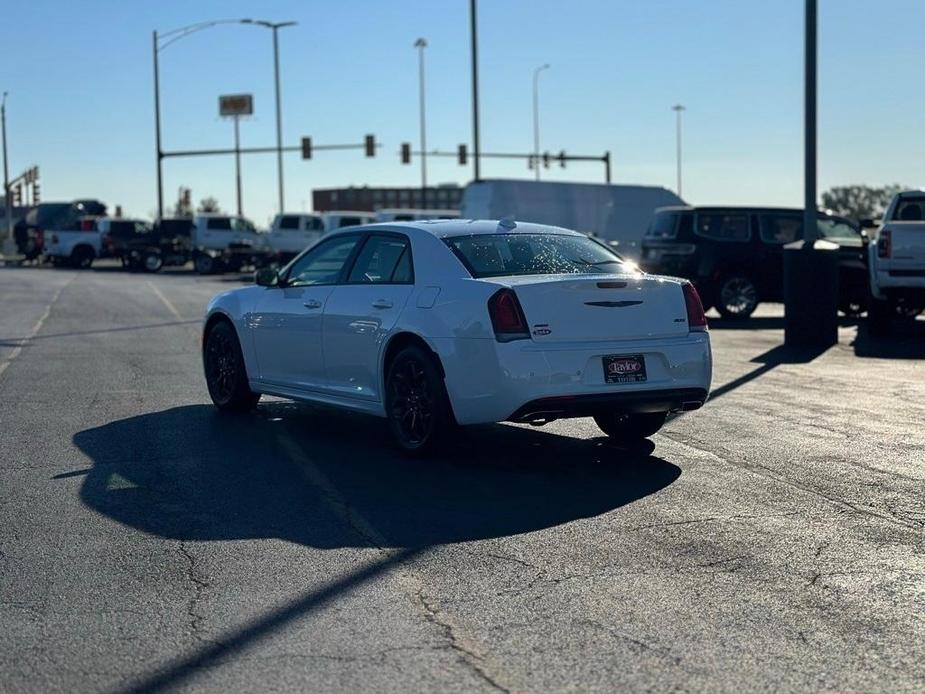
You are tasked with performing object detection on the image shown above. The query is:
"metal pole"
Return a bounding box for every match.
[234,115,243,216]
[415,39,428,209]
[153,31,164,220]
[470,0,481,182]
[604,151,611,184]
[672,104,685,197]
[804,0,817,244]
[2,93,11,246]
[533,64,549,182]
[272,26,285,213]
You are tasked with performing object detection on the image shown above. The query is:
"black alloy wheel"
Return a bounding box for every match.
[204,321,260,412]
[717,274,759,319]
[385,346,452,455]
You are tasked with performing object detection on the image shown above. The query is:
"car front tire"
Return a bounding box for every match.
[203,320,260,413]
[716,274,759,319]
[593,411,667,444]
[385,345,453,456]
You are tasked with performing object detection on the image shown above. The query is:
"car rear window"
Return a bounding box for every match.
[695,213,750,242]
[892,197,925,221]
[645,211,681,239]
[446,233,625,278]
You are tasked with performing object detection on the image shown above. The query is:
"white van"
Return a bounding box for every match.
[460,179,685,259]
[374,208,460,223]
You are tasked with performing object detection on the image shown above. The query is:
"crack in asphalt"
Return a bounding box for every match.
[660,431,924,537]
[415,590,511,693]
[175,541,212,646]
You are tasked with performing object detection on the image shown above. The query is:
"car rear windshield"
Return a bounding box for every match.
[645,211,681,239]
[892,196,925,222]
[446,233,625,278]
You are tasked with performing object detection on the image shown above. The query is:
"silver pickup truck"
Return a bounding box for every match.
[868,191,925,334]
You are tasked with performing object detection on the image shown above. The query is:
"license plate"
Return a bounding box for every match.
[602,354,647,384]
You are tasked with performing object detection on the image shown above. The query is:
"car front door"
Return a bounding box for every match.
[250,234,362,391]
[322,233,415,401]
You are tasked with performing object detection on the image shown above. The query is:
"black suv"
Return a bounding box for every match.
[639,206,869,318]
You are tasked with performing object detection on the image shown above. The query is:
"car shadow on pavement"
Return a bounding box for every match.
[71,403,680,550]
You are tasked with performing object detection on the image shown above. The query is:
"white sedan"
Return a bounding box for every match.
[202,220,712,454]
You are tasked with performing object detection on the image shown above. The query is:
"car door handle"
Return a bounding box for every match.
[371,299,393,309]
[303,299,322,309]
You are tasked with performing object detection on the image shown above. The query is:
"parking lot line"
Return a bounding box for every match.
[147,280,184,321]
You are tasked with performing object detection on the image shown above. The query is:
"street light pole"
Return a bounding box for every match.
[153,31,164,219]
[2,92,12,246]
[533,64,549,182]
[672,104,685,197]
[272,26,285,214]
[470,0,481,182]
[233,115,243,216]
[415,38,428,209]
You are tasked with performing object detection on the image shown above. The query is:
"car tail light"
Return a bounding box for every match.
[80,219,96,232]
[878,229,891,259]
[487,288,530,342]
[683,283,708,331]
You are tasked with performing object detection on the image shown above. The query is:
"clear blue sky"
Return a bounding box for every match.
[3,0,923,224]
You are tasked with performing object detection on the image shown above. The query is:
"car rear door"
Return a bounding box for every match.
[250,234,362,391]
[322,233,415,401]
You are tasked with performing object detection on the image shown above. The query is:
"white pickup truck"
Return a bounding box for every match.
[44,217,150,268]
[868,190,925,334]
[190,214,272,274]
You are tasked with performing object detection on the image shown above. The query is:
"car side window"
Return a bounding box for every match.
[207,218,231,230]
[695,213,750,242]
[285,236,360,287]
[760,215,802,245]
[278,215,300,230]
[347,235,413,284]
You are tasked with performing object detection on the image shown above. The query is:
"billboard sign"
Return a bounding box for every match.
[219,94,253,117]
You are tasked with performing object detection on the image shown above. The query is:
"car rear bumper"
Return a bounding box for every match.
[433,333,712,425]
[871,269,925,299]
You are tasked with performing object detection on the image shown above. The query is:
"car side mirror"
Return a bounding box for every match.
[255,267,279,287]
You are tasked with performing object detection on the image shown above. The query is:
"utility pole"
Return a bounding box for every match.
[415,38,428,209]
[672,104,685,197]
[233,115,243,216]
[2,93,11,248]
[470,0,481,182]
[533,64,550,182]
[153,31,164,220]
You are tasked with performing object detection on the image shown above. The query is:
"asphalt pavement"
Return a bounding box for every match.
[0,262,923,693]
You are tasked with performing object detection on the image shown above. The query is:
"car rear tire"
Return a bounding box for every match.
[143,251,164,273]
[203,320,260,413]
[593,411,667,444]
[71,246,95,269]
[385,345,454,456]
[716,274,759,319]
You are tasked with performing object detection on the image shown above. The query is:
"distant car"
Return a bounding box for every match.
[43,215,111,268]
[321,211,376,231]
[266,213,326,264]
[374,208,460,223]
[639,206,870,318]
[190,214,271,274]
[868,191,925,334]
[202,220,712,454]
[113,218,193,273]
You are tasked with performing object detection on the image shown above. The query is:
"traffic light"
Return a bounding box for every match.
[364,134,375,157]
[400,143,411,164]
[32,182,40,203]
[301,137,312,159]
[458,144,468,166]
[12,184,21,206]
[543,152,550,169]
[559,150,566,168]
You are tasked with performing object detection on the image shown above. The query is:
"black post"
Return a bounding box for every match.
[234,115,243,216]
[272,26,285,214]
[469,0,481,182]
[2,94,11,246]
[416,39,428,209]
[603,151,611,184]
[153,30,164,220]
[783,0,838,348]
